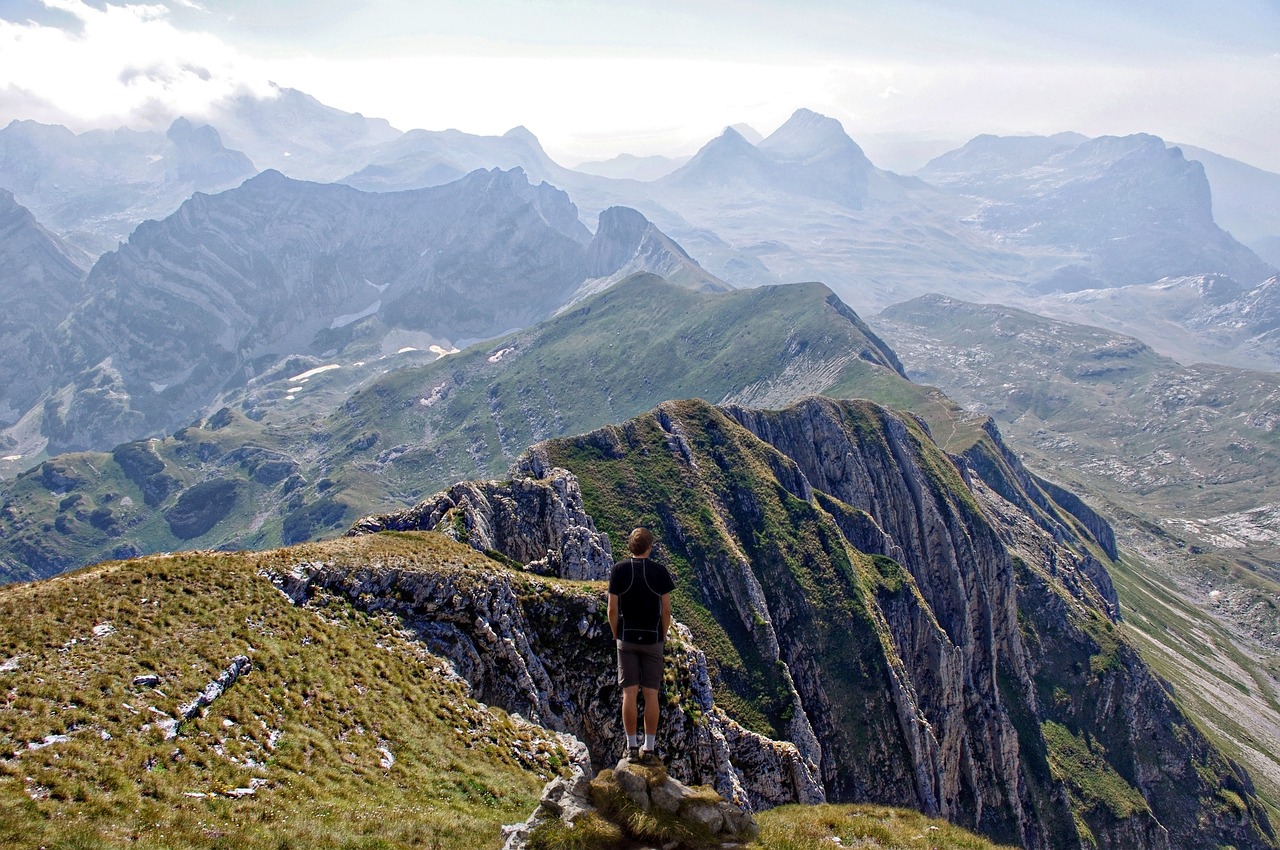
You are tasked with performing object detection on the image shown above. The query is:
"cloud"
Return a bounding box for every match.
[0,0,269,130]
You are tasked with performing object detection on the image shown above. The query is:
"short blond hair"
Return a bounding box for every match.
[628,527,654,555]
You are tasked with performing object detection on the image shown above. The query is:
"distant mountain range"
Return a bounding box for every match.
[0,116,255,256]
[0,168,722,458]
[4,90,1275,319]
[0,190,87,425]
[3,85,1280,850]
[917,132,1273,289]
[1040,273,1280,370]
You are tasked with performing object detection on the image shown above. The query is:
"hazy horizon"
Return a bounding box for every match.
[2,0,1278,173]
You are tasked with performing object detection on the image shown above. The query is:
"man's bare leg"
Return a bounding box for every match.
[642,686,660,737]
[622,684,639,741]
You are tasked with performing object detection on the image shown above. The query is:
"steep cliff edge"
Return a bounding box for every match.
[351,396,1274,850]
[274,536,823,811]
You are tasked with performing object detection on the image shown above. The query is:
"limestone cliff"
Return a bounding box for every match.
[269,549,822,811]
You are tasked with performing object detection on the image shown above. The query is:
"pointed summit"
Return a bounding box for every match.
[579,205,729,297]
[502,125,542,148]
[661,126,770,188]
[660,111,878,208]
[759,109,871,167]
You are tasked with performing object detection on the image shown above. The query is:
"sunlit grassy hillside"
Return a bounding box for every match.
[0,532,561,850]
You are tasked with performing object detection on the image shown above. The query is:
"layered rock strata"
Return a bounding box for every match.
[528,397,1273,850]
[268,550,822,810]
[348,466,613,580]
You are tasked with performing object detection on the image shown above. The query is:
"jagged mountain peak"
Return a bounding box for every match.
[46,165,616,448]
[662,109,876,207]
[0,190,87,425]
[660,125,770,188]
[577,206,727,296]
[704,125,759,154]
[729,122,764,144]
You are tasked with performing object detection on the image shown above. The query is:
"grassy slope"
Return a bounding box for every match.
[0,532,563,850]
[756,804,1018,850]
[875,294,1280,815]
[332,274,929,501]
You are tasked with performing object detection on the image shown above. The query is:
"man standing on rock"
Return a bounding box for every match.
[608,527,675,765]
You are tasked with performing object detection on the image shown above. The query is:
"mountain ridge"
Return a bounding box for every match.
[0,275,924,579]
[20,168,710,455]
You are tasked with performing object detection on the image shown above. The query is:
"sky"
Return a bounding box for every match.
[1,0,1278,172]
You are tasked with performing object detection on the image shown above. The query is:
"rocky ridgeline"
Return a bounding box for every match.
[504,757,758,850]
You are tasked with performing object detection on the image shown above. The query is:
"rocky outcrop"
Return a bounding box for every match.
[347,466,613,581]
[506,758,759,850]
[569,205,730,303]
[716,398,1035,839]
[266,552,822,811]
[963,419,1119,559]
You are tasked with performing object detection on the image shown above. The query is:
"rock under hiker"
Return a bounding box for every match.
[608,527,675,765]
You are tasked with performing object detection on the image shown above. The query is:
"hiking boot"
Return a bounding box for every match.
[627,746,641,763]
[637,747,660,766]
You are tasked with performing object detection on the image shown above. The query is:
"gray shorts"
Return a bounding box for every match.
[617,640,664,690]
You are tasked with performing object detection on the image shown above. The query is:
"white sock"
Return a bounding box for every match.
[631,734,642,748]
[644,734,655,751]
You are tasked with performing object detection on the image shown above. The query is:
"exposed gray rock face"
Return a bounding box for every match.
[527,398,1274,850]
[568,205,730,304]
[347,466,614,581]
[0,191,86,425]
[718,399,1033,832]
[1177,144,1280,268]
[267,555,823,811]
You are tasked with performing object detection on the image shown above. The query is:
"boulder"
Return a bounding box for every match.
[506,758,758,849]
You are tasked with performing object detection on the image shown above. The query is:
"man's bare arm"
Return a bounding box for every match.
[608,593,620,640]
[661,593,671,640]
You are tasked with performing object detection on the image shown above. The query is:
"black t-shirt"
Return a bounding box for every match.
[608,557,675,641]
